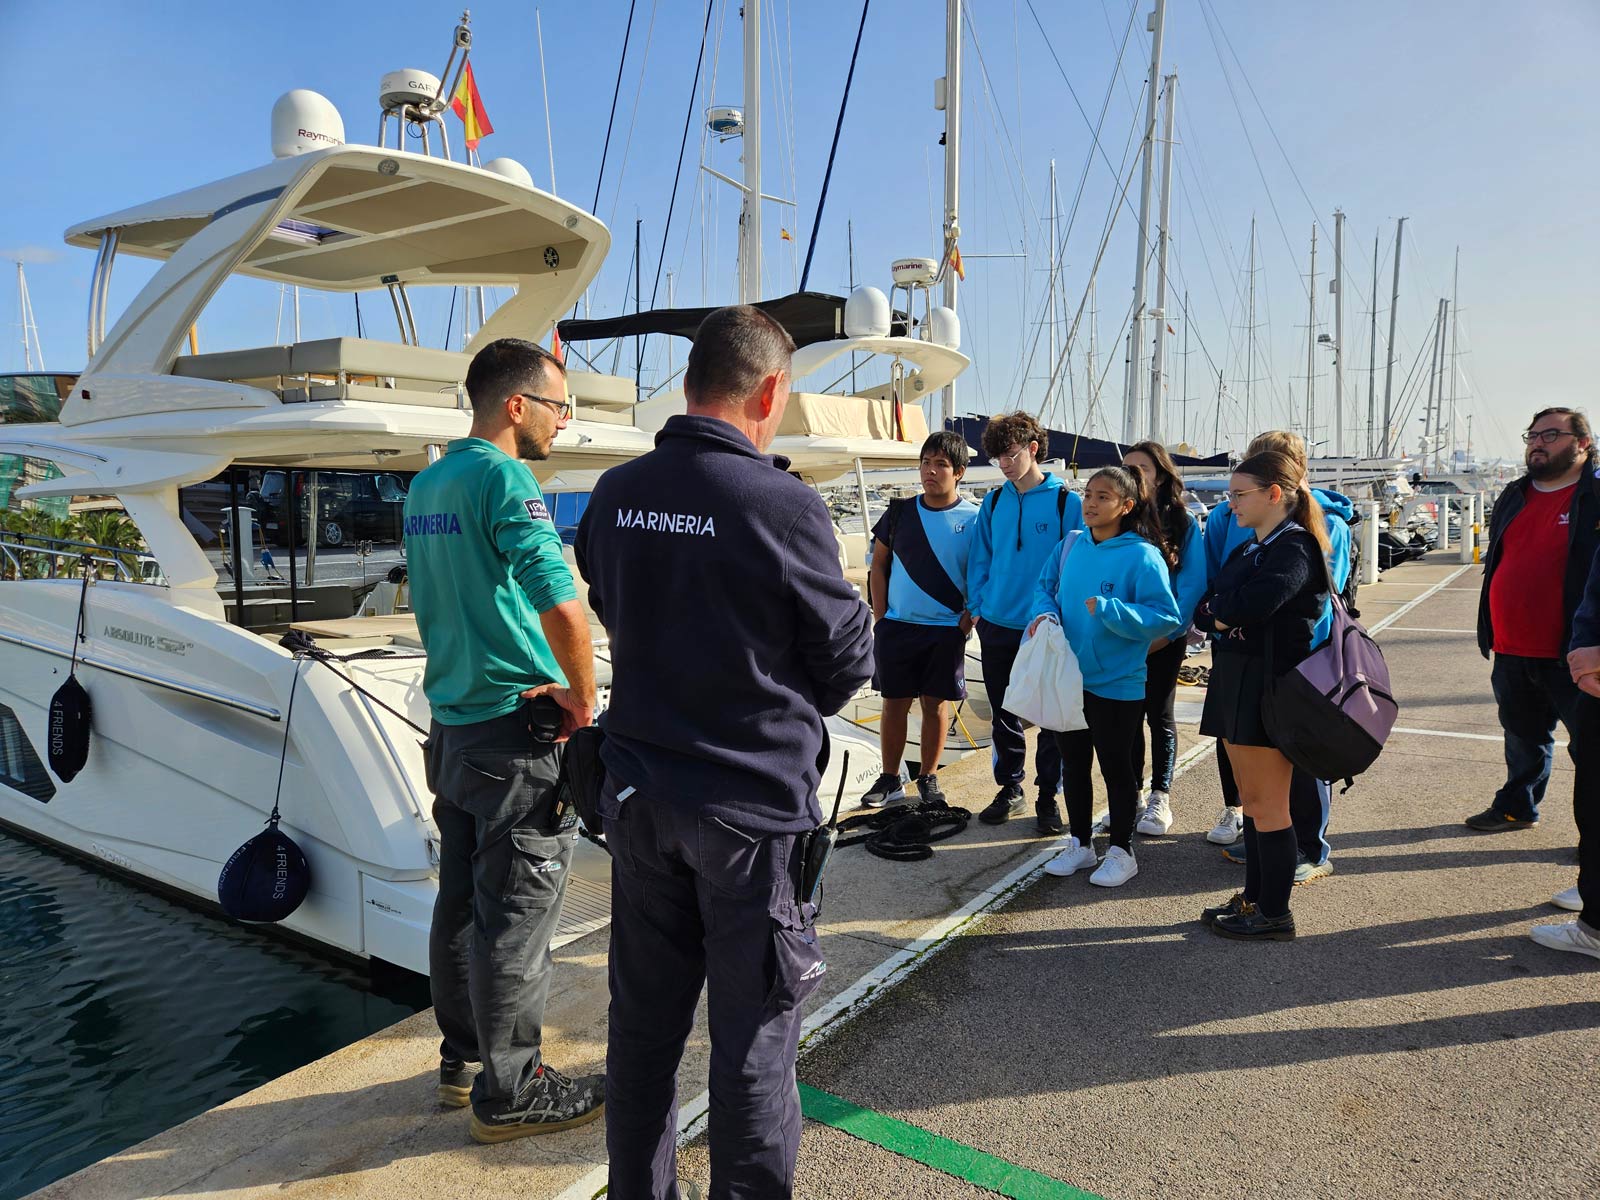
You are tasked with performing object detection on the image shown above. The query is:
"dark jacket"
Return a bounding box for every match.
[1476,467,1600,659]
[574,414,874,834]
[1570,541,1600,652]
[1194,521,1329,673]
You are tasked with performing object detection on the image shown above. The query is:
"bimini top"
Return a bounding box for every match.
[556,291,909,350]
[65,144,608,294]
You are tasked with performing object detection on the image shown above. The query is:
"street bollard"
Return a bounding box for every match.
[1459,495,1476,564]
[1438,496,1452,551]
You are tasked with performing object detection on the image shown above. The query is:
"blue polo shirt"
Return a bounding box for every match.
[873,496,979,627]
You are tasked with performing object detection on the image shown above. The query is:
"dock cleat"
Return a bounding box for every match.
[438,1058,482,1108]
[470,1065,605,1142]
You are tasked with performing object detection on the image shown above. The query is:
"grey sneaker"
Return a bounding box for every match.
[438,1058,481,1108]
[861,772,906,808]
[469,1065,605,1143]
[915,773,945,804]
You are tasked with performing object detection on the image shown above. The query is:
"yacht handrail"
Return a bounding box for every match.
[0,531,144,582]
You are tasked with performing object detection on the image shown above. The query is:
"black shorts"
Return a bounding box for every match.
[872,617,968,701]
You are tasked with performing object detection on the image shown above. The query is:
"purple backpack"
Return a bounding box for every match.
[1262,555,1398,785]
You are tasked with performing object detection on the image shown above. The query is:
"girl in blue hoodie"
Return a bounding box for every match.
[1028,467,1181,887]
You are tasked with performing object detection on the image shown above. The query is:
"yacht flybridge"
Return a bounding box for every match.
[0,76,666,971]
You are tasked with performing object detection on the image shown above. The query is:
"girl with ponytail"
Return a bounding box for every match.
[1122,442,1209,838]
[1026,467,1182,887]
[1191,450,1332,941]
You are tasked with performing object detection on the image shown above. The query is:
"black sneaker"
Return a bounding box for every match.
[1200,892,1252,927]
[438,1058,481,1108]
[861,772,906,809]
[469,1065,605,1143]
[1465,806,1538,833]
[978,784,1025,825]
[915,773,946,805]
[1034,794,1064,836]
[1211,907,1296,942]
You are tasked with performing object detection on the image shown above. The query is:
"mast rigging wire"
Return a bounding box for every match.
[650,0,716,307]
[591,0,639,215]
[798,0,870,291]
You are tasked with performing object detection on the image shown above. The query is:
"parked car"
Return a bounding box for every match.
[249,470,411,547]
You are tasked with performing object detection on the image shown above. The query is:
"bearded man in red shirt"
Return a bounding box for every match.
[1471,407,1599,838]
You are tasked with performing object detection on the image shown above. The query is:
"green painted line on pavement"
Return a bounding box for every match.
[798,1083,1108,1200]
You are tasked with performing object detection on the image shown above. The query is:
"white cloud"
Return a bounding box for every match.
[0,245,63,264]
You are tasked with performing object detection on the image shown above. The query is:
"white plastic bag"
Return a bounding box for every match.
[1005,620,1086,732]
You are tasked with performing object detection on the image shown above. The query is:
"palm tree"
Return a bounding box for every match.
[71,508,148,578]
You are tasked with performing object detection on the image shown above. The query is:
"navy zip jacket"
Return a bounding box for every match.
[1573,540,1600,652]
[574,414,874,834]
[1475,467,1600,659]
[1193,520,1329,673]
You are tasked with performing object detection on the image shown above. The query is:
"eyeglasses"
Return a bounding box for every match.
[1225,486,1267,503]
[517,393,573,421]
[997,446,1033,466]
[1522,429,1576,445]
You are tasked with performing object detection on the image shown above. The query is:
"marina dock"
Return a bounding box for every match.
[27,553,1598,1200]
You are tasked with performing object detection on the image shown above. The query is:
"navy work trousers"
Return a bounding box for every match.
[601,780,824,1200]
[977,619,1064,794]
[1490,653,1587,822]
[1572,694,1599,930]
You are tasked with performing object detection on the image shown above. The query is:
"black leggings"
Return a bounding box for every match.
[1131,637,1187,792]
[1053,691,1145,850]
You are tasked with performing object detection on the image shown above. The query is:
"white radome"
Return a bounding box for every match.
[270,90,345,159]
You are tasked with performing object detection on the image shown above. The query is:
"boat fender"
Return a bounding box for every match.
[48,561,96,783]
[219,655,311,922]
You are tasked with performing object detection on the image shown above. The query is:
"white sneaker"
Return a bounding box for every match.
[1089,845,1139,887]
[1043,837,1099,877]
[1530,920,1600,962]
[1136,791,1173,836]
[1205,806,1244,845]
[1090,806,1111,834]
[1551,886,1582,912]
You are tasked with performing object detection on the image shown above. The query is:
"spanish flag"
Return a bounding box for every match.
[451,62,494,151]
[780,228,793,242]
[949,243,965,280]
[550,326,565,365]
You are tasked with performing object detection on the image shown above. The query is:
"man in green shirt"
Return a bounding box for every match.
[405,337,602,1143]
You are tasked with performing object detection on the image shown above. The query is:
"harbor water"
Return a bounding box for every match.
[0,827,430,1200]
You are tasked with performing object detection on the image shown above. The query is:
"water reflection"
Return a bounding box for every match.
[0,829,429,1199]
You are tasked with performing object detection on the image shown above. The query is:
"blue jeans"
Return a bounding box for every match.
[1491,654,1586,821]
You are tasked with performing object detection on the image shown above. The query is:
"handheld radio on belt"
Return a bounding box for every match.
[798,751,849,909]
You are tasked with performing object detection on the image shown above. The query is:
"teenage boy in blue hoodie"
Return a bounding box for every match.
[861,431,981,809]
[1201,430,1352,881]
[965,412,1085,832]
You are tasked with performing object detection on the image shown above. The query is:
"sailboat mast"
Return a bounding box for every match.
[1147,72,1177,445]
[1086,279,1098,439]
[1046,159,1059,422]
[1333,208,1345,476]
[1246,217,1257,438]
[15,262,42,372]
[1366,231,1379,457]
[1305,224,1317,448]
[1381,217,1406,456]
[939,0,962,430]
[1122,0,1167,445]
[738,0,763,304]
[1449,246,1459,467]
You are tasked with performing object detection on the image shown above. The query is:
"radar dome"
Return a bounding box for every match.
[482,157,535,188]
[891,257,939,287]
[929,305,961,350]
[380,69,444,114]
[271,90,346,159]
[844,287,892,339]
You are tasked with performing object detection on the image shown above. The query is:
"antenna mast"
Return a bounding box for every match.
[1304,224,1317,448]
[738,0,763,304]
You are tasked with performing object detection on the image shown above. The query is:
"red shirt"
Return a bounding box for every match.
[1490,481,1577,658]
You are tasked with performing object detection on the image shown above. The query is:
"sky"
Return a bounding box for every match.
[4,0,1598,462]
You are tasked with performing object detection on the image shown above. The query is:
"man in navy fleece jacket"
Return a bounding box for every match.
[574,304,873,1199]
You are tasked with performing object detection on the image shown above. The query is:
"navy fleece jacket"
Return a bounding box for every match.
[1204,487,1352,646]
[574,414,874,834]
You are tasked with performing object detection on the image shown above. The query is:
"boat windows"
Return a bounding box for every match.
[0,704,55,804]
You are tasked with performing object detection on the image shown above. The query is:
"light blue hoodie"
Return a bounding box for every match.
[1169,510,1208,630]
[966,472,1085,630]
[1203,487,1353,647]
[1030,530,1182,701]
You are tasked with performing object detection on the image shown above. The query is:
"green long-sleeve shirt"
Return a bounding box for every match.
[404,438,577,725]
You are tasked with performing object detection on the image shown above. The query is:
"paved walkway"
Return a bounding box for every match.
[30,554,1599,1200]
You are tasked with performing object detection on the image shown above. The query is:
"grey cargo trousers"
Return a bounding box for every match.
[424,700,575,1105]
